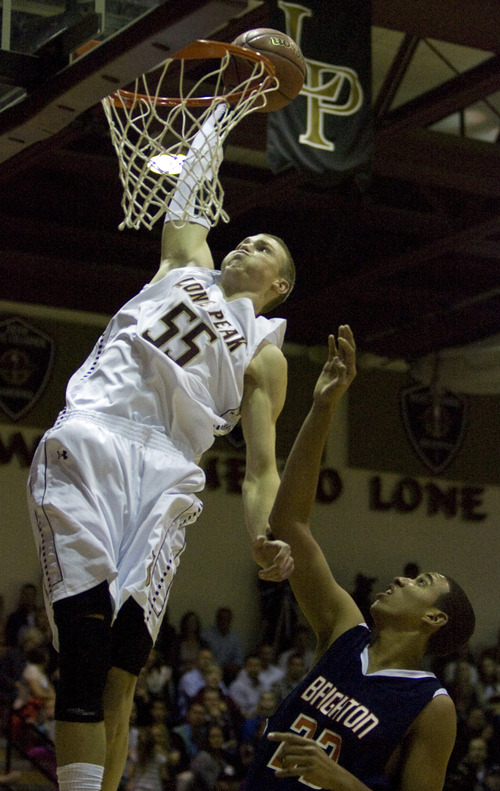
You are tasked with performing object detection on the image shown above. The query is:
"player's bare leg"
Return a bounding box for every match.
[55,721,106,789]
[55,721,106,766]
[101,667,138,791]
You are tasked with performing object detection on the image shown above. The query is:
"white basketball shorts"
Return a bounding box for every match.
[27,409,205,645]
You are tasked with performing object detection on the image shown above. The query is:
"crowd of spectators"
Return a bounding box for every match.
[0,583,499,791]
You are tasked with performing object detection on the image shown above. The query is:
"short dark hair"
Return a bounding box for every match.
[262,234,296,313]
[427,576,475,658]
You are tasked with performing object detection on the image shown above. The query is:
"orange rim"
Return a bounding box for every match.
[106,39,276,109]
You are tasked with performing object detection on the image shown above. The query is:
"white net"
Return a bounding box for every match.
[101,41,278,231]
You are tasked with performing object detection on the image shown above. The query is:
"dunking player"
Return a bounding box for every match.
[27,104,295,791]
[245,326,476,791]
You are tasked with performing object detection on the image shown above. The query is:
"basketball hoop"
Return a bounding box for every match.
[102,39,278,231]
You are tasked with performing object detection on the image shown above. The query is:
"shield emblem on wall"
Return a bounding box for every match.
[0,317,55,421]
[400,382,468,474]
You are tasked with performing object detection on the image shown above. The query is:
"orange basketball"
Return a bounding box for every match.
[223,28,306,113]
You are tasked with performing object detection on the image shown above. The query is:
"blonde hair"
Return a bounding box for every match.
[262,235,296,313]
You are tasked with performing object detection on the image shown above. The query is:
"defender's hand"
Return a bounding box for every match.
[268,731,343,790]
[313,325,356,409]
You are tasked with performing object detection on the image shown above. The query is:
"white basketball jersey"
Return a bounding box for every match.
[65,267,286,459]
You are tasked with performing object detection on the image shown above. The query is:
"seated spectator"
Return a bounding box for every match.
[188,723,238,791]
[121,701,140,789]
[277,624,315,675]
[177,648,215,718]
[154,607,178,669]
[135,647,176,721]
[484,765,500,791]
[489,693,500,766]
[477,655,500,707]
[5,583,37,648]
[451,706,495,770]
[444,736,495,791]
[235,740,256,790]
[126,725,170,791]
[151,719,181,783]
[256,643,283,690]
[24,696,57,784]
[171,702,208,773]
[12,645,55,725]
[194,662,228,697]
[270,652,306,706]
[36,694,56,741]
[239,690,278,746]
[192,665,239,740]
[0,625,44,707]
[443,645,479,685]
[175,611,208,679]
[228,655,266,720]
[199,687,238,746]
[482,627,500,663]
[32,607,58,678]
[448,660,484,721]
[150,698,176,730]
[202,608,244,686]
[145,648,174,699]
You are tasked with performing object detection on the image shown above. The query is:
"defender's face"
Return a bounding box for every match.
[220,234,285,296]
[371,572,450,621]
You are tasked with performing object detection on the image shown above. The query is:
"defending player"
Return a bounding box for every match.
[27,103,295,791]
[244,325,475,791]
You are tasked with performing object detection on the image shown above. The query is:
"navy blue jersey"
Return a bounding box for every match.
[244,625,448,791]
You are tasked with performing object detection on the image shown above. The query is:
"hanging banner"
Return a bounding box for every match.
[267,0,373,180]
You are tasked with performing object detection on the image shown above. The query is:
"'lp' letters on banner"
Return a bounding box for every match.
[267,0,373,183]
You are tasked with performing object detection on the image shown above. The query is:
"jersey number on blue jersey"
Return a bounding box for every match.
[267,713,342,789]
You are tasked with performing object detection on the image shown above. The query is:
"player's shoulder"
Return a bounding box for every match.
[250,341,287,374]
[244,343,287,400]
[256,339,286,359]
[411,688,456,738]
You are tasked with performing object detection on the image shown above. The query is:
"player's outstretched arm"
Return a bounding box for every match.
[152,104,230,281]
[269,327,361,646]
[155,222,214,280]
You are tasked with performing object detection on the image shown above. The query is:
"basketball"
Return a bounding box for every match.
[223,28,306,113]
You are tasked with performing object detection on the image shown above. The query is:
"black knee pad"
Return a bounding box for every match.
[110,597,153,677]
[54,582,112,723]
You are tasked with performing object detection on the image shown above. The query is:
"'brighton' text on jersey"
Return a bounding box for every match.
[301,675,379,738]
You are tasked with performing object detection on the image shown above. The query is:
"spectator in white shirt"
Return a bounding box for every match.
[228,655,266,719]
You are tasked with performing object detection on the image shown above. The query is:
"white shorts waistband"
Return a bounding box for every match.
[53,409,189,457]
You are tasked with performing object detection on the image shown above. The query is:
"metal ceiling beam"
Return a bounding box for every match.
[378,55,500,134]
[373,34,420,120]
